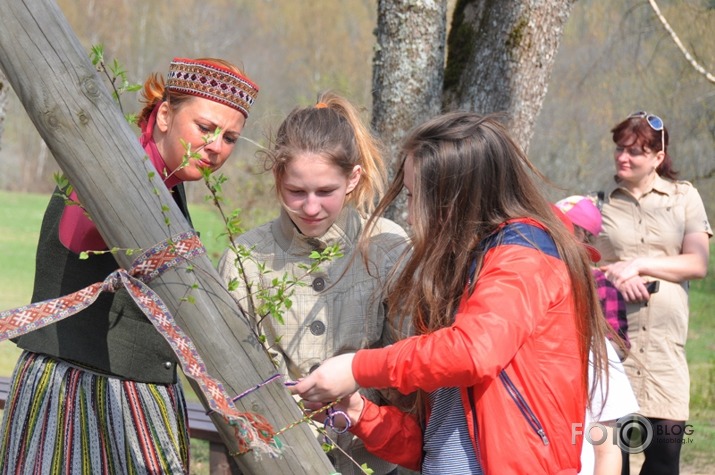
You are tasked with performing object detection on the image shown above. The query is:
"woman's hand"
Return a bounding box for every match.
[600,260,651,302]
[613,276,651,303]
[600,232,710,286]
[600,259,641,287]
[289,353,359,402]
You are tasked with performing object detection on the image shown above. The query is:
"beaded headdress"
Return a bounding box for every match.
[166,57,259,118]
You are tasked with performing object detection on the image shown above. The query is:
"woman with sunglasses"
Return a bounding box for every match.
[595,112,712,475]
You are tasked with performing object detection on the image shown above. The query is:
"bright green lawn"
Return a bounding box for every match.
[683,249,715,471]
[0,190,713,472]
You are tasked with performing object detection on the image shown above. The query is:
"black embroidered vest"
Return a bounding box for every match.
[15,186,193,384]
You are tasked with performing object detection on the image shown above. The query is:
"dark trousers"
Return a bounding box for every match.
[621,418,685,475]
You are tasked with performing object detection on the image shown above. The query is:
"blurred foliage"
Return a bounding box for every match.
[531,0,715,212]
[0,0,377,227]
[0,0,713,220]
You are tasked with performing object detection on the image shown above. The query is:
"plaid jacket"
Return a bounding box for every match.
[592,268,630,350]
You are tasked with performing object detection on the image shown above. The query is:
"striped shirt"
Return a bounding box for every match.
[423,387,482,474]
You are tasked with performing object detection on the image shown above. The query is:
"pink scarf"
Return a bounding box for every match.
[59,103,182,253]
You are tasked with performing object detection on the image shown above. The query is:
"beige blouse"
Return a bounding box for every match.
[595,175,712,420]
[217,207,410,475]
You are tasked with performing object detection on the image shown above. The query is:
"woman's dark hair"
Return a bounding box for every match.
[611,115,678,180]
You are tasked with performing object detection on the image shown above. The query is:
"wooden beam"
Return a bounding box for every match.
[0,1,334,473]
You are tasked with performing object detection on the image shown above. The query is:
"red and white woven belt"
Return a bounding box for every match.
[0,230,278,456]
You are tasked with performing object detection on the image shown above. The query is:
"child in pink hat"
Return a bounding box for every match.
[555,195,603,244]
[555,195,630,355]
[557,195,637,475]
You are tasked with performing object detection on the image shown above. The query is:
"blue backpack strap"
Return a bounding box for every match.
[469,222,561,282]
[480,222,559,258]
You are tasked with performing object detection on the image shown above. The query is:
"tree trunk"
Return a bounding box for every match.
[372,0,447,225]
[0,67,7,150]
[0,1,334,473]
[443,0,576,153]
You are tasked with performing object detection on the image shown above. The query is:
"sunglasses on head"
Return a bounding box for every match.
[628,111,665,153]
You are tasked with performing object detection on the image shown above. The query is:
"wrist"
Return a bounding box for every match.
[347,394,367,426]
[631,257,646,276]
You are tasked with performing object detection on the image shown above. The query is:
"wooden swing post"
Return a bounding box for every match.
[0,1,334,473]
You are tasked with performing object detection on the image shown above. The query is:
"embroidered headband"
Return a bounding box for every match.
[166,57,259,118]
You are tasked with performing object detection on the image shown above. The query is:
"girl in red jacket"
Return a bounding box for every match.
[292,112,611,474]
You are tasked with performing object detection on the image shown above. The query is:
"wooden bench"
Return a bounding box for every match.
[185,400,241,474]
[0,376,240,474]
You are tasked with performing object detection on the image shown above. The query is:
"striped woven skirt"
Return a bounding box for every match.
[0,351,190,474]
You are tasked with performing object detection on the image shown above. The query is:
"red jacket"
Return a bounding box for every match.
[350,219,586,474]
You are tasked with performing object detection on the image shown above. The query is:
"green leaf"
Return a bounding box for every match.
[360,464,374,474]
[89,44,104,65]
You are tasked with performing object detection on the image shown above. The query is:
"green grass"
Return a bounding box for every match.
[0,190,713,472]
[682,248,715,471]
[0,192,49,375]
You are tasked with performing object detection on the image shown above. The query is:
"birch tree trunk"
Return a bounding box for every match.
[443,0,576,153]
[372,0,447,225]
[0,1,334,473]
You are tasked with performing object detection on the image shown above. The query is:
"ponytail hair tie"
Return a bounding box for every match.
[315,102,328,109]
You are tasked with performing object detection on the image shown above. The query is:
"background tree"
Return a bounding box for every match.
[372,0,448,223]
[370,0,575,223]
[1,0,712,218]
[0,69,6,151]
[529,0,715,206]
[442,0,575,154]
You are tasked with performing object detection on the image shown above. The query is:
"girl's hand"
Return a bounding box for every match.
[289,353,359,402]
[301,392,365,430]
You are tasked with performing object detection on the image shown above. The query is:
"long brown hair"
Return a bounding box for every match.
[363,112,607,407]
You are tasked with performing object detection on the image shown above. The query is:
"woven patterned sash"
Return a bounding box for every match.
[0,230,278,456]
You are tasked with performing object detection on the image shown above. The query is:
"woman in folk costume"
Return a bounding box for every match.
[0,57,258,474]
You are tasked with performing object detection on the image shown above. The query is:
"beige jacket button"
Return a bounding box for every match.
[310,320,326,335]
[312,277,326,291]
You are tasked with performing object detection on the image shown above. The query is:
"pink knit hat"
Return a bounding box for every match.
[555,195,603,237]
